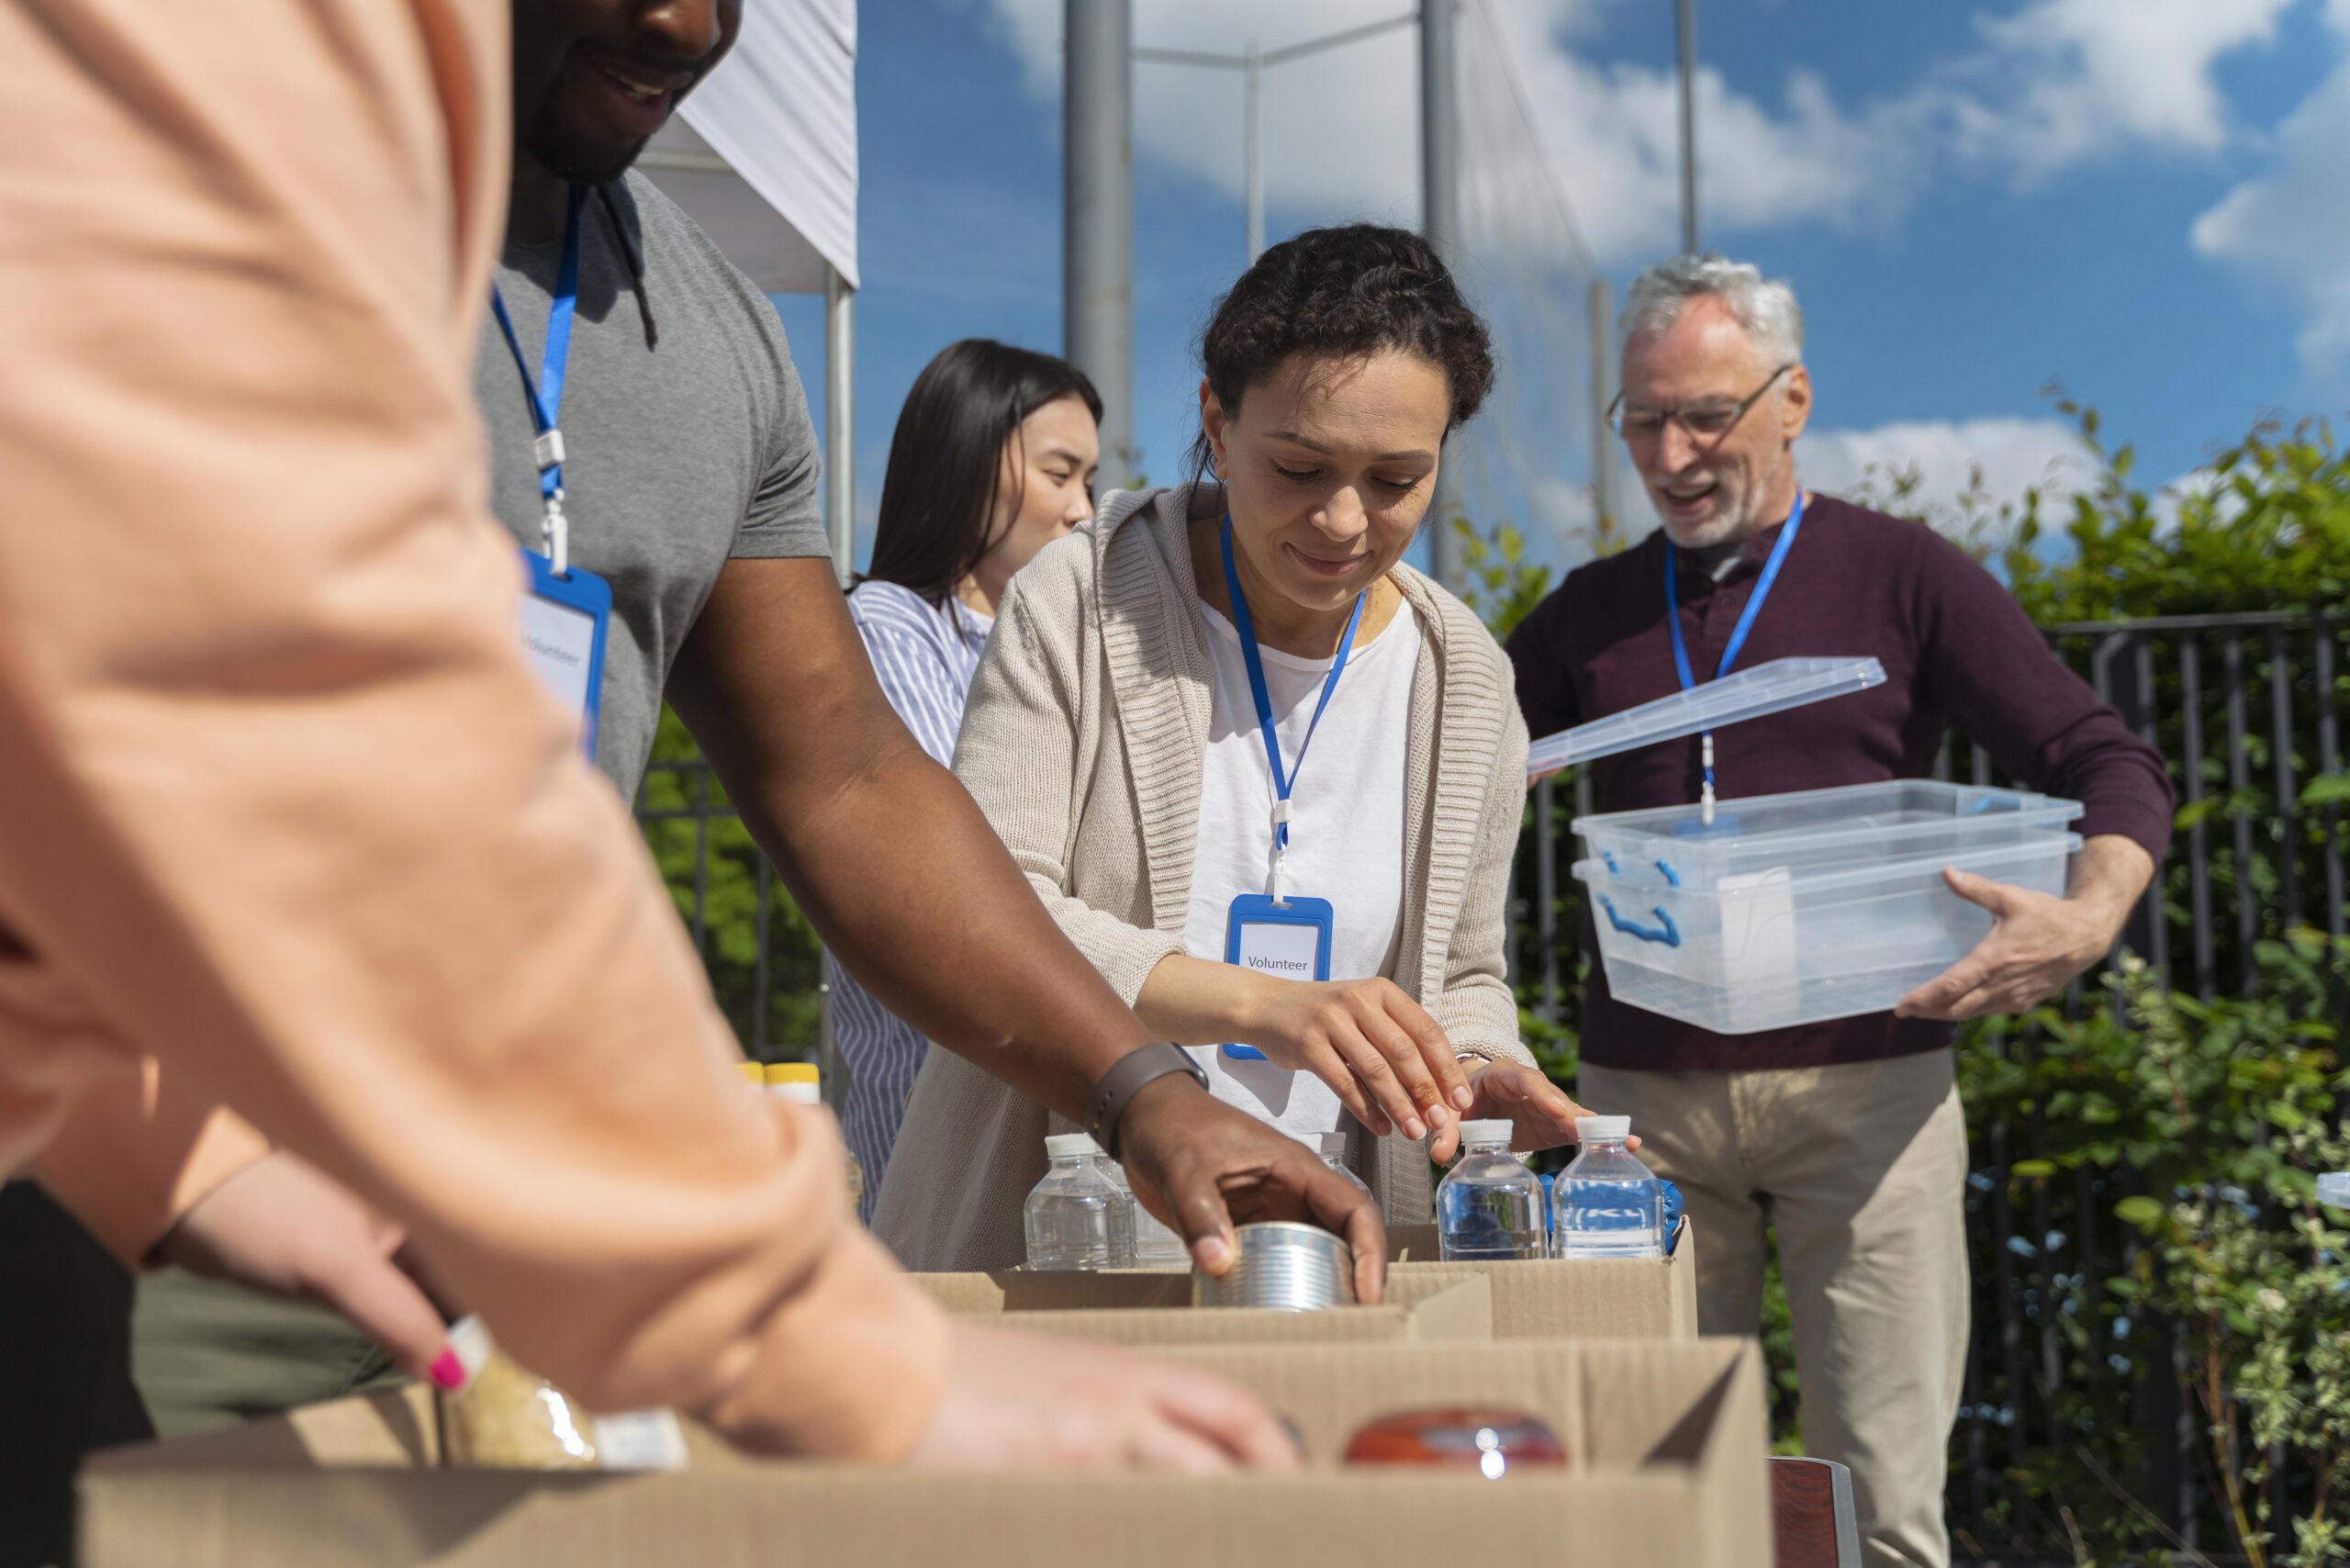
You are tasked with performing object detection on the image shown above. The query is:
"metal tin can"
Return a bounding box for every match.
[1192,1220,1356,1311]
[1343,1408,1567,1478]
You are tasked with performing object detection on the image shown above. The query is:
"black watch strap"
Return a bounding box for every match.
[1087,1043,1209,1161]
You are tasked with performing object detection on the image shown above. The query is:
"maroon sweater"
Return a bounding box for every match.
[1505,494,2175,1073]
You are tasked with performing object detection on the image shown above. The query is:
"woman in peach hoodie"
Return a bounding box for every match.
[0,0,1301,1476]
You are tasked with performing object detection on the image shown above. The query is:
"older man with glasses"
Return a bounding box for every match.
[1505,255,2174,1568]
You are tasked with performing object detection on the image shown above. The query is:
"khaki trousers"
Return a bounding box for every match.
[1581,1050,1968,1568]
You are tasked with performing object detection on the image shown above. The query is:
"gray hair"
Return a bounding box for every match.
[1620,255,1805,364]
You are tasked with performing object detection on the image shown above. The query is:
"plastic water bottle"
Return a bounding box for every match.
[1552,1115,1664,1260]
[1317,1132,1373,1197]
[1080,1141,1141,1266]
[1024,1134,1126,1270]
[1090,1151,1184,1279]
[1437,1120,1546,1260]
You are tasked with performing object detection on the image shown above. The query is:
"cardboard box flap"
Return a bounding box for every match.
[1378,1219,1699,1340]
[909,1270,1193,1314]
[992,1275,1489,1346]
[81,1338,1769,1568]
[91,1383,442,1472]
[1144,1337,1761,1475]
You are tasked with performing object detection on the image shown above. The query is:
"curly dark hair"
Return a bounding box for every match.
[1187,223,1494,485]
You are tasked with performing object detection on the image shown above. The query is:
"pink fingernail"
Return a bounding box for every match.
[430,1350,467,1391]
[1452,1086,1474,1111]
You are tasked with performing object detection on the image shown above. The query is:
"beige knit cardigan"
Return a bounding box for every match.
[871,482,1535,1272]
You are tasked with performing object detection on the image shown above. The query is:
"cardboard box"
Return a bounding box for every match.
[1382,1216,1700,1338]
[908,1270,1493,1345]
[80,1337,1768,1567]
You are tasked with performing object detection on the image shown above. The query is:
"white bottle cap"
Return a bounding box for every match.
[1575,1114,1631,1142]
[1315,1132,1348,1157]
[1045,1133,1096,1159]
[1460,1119,1515,1143]
[767,1082,822,1106]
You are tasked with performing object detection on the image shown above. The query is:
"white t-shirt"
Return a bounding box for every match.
[1181,594,1419,1145]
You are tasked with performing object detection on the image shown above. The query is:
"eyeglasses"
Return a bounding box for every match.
[1608,363,1796,445]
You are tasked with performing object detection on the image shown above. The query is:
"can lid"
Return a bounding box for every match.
[446,1315,495,1384]
[1575,1114,1632,1141]
[1460,1119,1515,1144]
[764,1062,820,1086]
[1045,1133,1096,1159]
[1315,1132,1348,1157]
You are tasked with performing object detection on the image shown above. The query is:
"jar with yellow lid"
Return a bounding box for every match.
[437,1317,600,1470]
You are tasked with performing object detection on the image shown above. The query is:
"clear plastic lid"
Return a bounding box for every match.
[1527,655,1887,781]
[2320,1172,2350,1210]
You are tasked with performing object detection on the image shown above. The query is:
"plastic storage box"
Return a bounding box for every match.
[1572,780,2084,1035]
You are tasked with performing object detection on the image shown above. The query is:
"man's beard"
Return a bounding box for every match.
[525,123,654,187]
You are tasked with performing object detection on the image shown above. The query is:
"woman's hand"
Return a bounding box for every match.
[1231,973,1474,1142]
[153,1150,463,1390]
[1437,1060,1642,1162]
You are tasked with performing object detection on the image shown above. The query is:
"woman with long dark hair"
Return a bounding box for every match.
[832,340,1102,1212]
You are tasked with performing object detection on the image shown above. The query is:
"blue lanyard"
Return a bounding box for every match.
[1664,491,1805,807]
[488,184,587,511]
[1218,515,1366,860]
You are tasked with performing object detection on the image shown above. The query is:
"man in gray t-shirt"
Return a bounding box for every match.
[476,173,830,800]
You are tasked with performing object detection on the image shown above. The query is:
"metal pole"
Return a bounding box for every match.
[1587,277,1616,543]
[822,266,856,585]
[817,264,856,1098]
[1420,0,1462,588]
[1066,0,1136,484]
[1244,39,1264,264]
[1676,0,1698,255]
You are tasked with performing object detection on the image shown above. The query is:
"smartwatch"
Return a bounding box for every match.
[1086,1042,1210,1160]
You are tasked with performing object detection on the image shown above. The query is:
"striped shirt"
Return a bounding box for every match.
[830,578,991,1219]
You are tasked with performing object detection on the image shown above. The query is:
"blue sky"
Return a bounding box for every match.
[770,0,2350,572]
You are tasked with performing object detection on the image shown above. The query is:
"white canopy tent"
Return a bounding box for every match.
[639,0,858,581]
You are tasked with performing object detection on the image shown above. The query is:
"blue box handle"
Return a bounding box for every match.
[1598,893,1682,947]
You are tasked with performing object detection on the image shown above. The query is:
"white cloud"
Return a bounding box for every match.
[982,0,2300,272]
[1797,417,2091,538]
[984,0,1924,265]
[2191,22,2350,368]
[1954,0,2295,180]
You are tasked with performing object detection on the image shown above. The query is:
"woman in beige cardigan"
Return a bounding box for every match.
[878,226,1616,1271]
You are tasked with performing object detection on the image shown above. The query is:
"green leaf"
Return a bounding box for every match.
[2114,1195,2167,1230]
[2300,771,2350,809]
[2010,1159,2058,1179]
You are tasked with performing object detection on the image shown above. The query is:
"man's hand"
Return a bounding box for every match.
[1436,1060,1640,1163]
[153,1150,461,1390]
[1115,1076,1388,1304]
[1896,837,2152,1021]
[906,1322,1301,1473]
